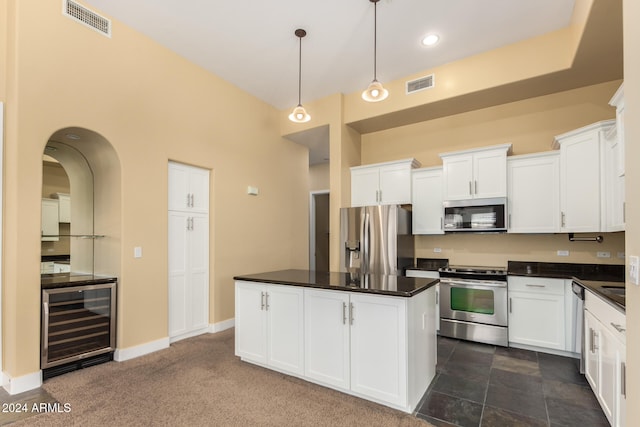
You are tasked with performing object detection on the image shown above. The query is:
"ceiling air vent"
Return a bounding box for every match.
[63,0,111,38]
[406,74,434,95]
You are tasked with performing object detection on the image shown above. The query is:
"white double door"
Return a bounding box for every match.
[168,162,210,342]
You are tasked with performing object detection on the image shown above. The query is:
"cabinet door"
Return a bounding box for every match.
[617,343,626,427]
[379,164,412,205]
[508,154,560,233]
[559,132,601,232]
[584,309,599,391]
[168,162,191,211]
[351,167,380,207]
[266,285,304,375]
[188,167,210,213]
[508,291,565,350]
[41,198,60,241]
[168,211,190,338]
[442,155,473,200]
[350,293,407,406]
[188,214,209,331]
[412,169,443,234]
[57,193,71,223]
[597,323,617,424]
[304,289,350,389]
[473,149,507,198]
[235,282,268,364]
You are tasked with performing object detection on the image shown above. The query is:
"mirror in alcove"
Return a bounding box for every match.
[41,139,95,275]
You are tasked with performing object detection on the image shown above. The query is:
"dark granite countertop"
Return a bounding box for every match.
[233,269,438,297]
[41,273,117,289]
[508,261,625,309]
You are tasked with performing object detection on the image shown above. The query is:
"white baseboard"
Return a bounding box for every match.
[113,337,170,362]
[210,318,234,333]
[2,370,42,395]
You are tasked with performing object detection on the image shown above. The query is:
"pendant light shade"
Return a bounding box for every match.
[362,0,388,102]
[289,29,311,123]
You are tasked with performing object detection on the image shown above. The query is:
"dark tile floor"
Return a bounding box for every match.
[415,336,609,427]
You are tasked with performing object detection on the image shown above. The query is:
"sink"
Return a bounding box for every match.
[601,286,625,297]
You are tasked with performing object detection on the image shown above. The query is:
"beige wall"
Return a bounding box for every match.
[623,0,639,421]
[1,0,308,379]
[309,163,330,192]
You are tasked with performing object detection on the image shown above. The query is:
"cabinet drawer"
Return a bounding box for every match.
[507,276,565,295]
[585,290,625,344]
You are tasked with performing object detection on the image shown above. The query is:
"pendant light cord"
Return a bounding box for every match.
[373,1,377,80]
[297,34,302,105]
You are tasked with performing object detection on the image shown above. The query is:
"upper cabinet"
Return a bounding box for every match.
[411,167,444,235]
[168,161,210,213]
[41,198,60,241]
[507,152,560,233]
[53,193,71,223]
[440,144,511,200]
[553,120,615,233]
[350,159,420,207]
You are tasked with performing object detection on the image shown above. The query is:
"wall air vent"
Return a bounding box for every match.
[406,74,434,94]
[63,0,111,38]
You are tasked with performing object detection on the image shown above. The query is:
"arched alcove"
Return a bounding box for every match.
[42,127,121,279]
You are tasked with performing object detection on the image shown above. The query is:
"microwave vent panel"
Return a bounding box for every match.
[63,0,111,38]
[406,74,435,94]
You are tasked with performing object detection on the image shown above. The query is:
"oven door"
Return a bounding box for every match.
[440,278,508,327]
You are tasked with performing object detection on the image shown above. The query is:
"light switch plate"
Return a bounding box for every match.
[557,250,569,257]
[597,251,611,258]
[134,246,143,259]
[630,255,639,285]
[433,247,442,253]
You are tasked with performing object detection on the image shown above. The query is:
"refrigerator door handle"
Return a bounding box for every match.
[362,212,370,273]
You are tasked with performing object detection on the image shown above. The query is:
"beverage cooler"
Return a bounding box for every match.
[41,279,117,377]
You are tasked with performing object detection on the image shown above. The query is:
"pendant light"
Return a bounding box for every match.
[289,28,311,123]
[362,0,388,102]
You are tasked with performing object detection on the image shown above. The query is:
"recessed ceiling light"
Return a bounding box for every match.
[65,133,81,140]
[421,34,440,46]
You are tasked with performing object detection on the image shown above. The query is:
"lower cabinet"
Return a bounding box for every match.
[584,290,626,427]
[235,281,304,375]
[507,276,566,351]
[236,281,436,413]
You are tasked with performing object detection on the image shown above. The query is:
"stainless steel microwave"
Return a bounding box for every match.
[443,197,507,232]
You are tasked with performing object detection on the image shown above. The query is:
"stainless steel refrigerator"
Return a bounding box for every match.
[339,205,414,277]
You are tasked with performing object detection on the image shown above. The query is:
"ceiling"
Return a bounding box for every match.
[81,0,577,112]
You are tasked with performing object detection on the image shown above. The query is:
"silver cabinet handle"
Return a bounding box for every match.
[509,297,512,313]
[561,212,566,228]
[342,302,347,325]
[190,193,195,207]
[265,292,269,311]
[42,301,50,359]
[435,290,439,305]
[621,362,626,398]
[469,181,472,196]
[525,284,546,288]
[186,193,191,208]
[260,291,265,310]
[474,180,477,195]
[349,302,354,325]
[611,322,626,333]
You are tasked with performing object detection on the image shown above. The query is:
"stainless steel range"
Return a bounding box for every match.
[438,265,508,347]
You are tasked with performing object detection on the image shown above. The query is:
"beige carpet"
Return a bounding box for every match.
[13,329,431,426]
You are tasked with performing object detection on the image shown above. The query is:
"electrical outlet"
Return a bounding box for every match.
[597,251,611,258]
[630,256,639,286]
[618,252,626,259]
[433,247,442,253]
[557,250,569,257]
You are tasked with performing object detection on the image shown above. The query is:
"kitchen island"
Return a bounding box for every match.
[233,269,438,413]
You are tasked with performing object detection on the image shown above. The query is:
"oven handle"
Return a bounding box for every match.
[439,278,507,289]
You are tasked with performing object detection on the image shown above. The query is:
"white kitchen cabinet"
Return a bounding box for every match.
[53,193,71,223]
[299,286,436,412]
[553,120,615,232]
[604,125,625,232]
[609,83,625,177]
[168,161,210,213]
[53,262,71,273]
[304,289,351,389]
[405,269,440,332]
[350,159,420,207]
[411,167,444,234]
[235,281,305,376]
[440,144,511,201]
[41,198,60,241]
[168,162,210,343]
[584,289,626,427]
[507,276,565,351]
[507,152,560,233]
